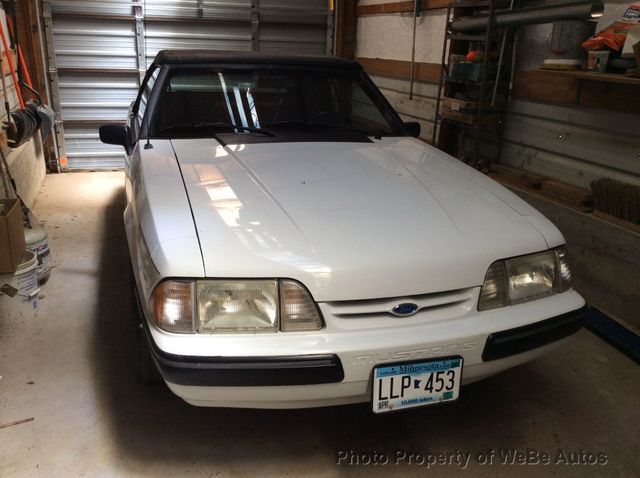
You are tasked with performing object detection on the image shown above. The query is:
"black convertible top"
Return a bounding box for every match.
[151,49,362,70]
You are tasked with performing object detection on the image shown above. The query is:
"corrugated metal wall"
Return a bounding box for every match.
[44,0,331,170]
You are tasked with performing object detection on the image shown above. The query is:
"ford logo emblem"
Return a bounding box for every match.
[391,303,419,317]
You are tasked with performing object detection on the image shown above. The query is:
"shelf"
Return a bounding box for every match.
[444,75,496,85]
[538,69,640,86]
[446,33,500,42]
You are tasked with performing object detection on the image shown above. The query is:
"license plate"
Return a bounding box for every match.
[372,357,463,413]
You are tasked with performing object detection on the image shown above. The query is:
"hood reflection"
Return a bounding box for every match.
[189,146,331,286]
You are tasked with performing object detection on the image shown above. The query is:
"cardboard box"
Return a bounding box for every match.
[443,97,479,114]
[0,199,26,273]
[441,108,476,125]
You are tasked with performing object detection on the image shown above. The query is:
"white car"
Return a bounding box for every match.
[100,50,586,412]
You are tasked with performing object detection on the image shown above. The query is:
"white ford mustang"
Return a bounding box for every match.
[100,50,586,412]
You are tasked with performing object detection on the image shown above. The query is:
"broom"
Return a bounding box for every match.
[591,178,640,225]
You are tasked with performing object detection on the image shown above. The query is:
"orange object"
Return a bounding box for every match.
[466,50,484,62]
[6,16,33,89]
[583,21,637,51]
[0,18,25,109]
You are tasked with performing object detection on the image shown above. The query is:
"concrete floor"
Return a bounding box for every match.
[1,171,639,477]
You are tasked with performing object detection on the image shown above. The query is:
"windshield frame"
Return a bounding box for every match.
[139,63,410,140]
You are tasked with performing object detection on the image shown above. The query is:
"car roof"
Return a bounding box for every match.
[151,49,362,70]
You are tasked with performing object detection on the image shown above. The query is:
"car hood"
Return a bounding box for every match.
[171,137,562,301]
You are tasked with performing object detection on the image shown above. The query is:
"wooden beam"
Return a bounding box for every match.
[512,70,578,104]
[14,0,58,169]
[335,0,358,59]
[543,69,640,86]
[354,55,640,114]
[15,0,48,104]
[357,0,449,16]
[512,70,640,115]
[356,57,441,84]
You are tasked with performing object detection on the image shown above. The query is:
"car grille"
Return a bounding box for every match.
[321,288,477,320]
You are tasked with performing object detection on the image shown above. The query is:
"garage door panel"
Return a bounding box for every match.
[260,0,328,25]
[46,0,331,169]
[259,40,326,55]
[144,0,251,20]
[145,21,252,55]
[59,72,138,122]
[52,18,137,70]
[260,23,327,53]
[49,0,134,16]
[58,73,139,93]
[59,99,132,122]
[65,125,127,170]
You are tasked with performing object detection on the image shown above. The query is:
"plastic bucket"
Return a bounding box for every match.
[586,50,610,72]
[0,250,39,310]
[25,225,53,285]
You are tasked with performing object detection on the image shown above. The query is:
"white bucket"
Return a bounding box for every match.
[25,224,53,285]
[0,250,39,310]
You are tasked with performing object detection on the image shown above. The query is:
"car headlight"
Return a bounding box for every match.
[197,280,278,333]
[152,280,196,333]
[478,247,572,311]
[151,279,323,333]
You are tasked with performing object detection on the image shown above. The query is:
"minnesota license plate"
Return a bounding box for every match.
[372,357,463,413]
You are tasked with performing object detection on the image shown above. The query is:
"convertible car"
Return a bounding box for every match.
[100,50,586,412]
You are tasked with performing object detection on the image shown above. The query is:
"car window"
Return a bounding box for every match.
[148,67,402,138]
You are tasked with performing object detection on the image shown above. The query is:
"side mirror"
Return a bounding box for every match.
[403,121,421,138]
[99,124,132,155]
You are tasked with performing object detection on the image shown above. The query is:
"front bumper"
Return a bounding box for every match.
[148,344,345,386]
[482,307,586,361]
[145,290,586,408]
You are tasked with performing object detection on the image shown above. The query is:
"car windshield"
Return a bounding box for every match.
[147,67,403,139]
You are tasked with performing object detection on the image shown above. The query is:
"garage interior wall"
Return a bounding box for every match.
[502,1,640,189]
[0,7,45,208]
[355,0,640,189]
[44,0,331,170]
[356,1,445,143]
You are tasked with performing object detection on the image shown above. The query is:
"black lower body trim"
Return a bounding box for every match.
[482,306,587,361]
[144,329,344,387]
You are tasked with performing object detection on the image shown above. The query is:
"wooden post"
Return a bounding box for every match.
[334,0,357,59]
[14,0,47,105]
[14,0,57,169]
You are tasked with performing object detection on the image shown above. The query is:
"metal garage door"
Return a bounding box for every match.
[42,0,333,170]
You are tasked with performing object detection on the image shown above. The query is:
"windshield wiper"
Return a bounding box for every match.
[266,120,383,139]
[157,122,275,137]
